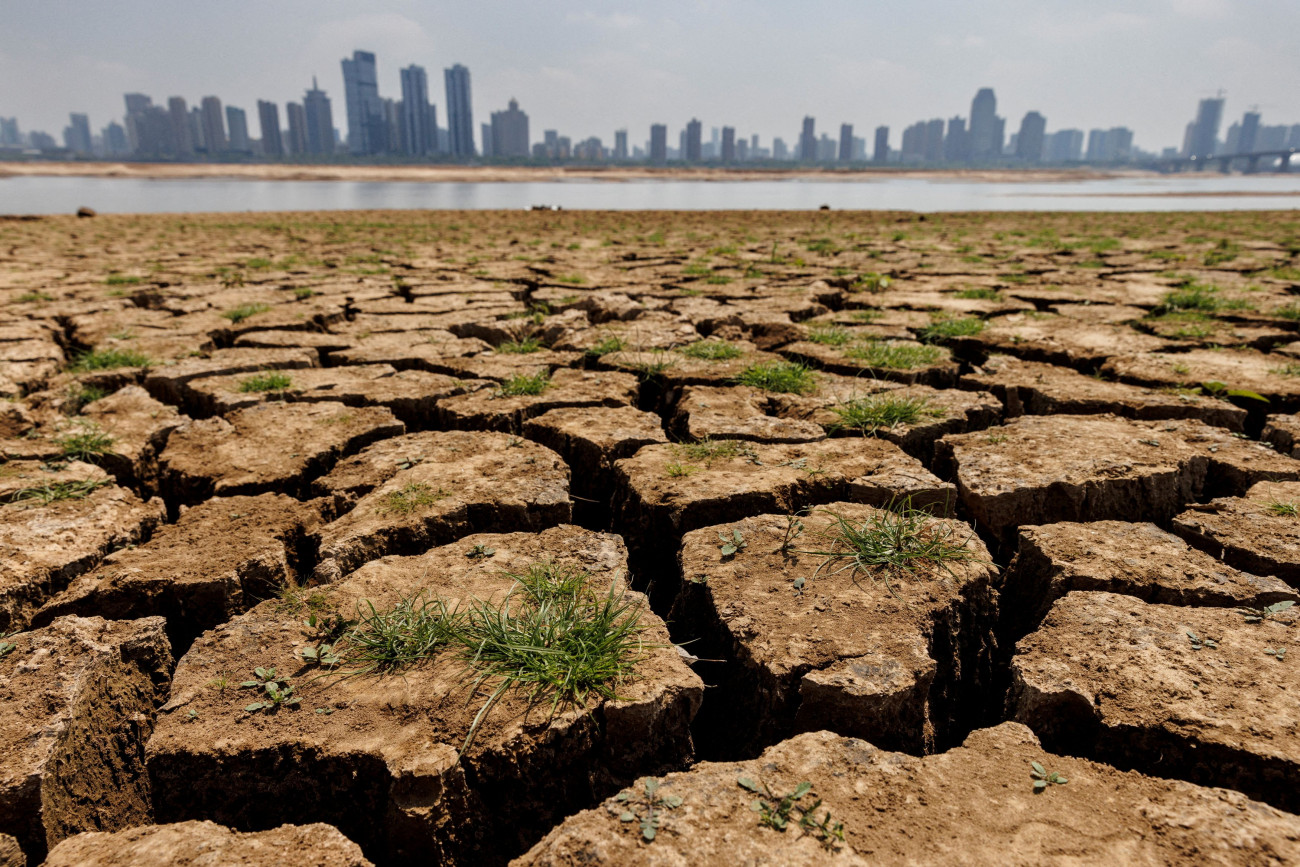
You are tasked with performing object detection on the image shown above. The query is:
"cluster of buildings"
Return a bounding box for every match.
[3,54,1298,168]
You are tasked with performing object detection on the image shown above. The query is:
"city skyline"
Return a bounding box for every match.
[2,0,1299,155]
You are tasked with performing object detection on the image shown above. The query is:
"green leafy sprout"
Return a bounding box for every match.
[737,777,845,848]
[718,528,746,558]
[241,667,300,713]
[1265,500,1300,517]
[497,336,544,354]
[1237,600,1295,623]
[56,423,116,463]
[1030,761,1068,792]
[222,303,271,324]
[68,348,152,372]
[379,482,449,515]
[617,778,683,842]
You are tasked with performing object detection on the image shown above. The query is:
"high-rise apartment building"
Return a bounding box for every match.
[0,117,20,147]
[303,78,335,156]
[969,87,1003,161]
[490,98,530,158]
[444,64,474,158]
[63,113,92,155]
[102,121,128,155]
[838,123,853,162]
[799,117,816,161]
[944,117,968,162]
[1015,111,1046,162]
[226,106,251,153]
[613,129,628,160]
[924,119,945,162]
[649,124,667,163]
[1239,110,1261,153]
[873,126,890,163]
[685,118,702,162]
[285,102,308,155]
[1186,96,1224,159]
[773,137,789,160]
[1046,129,1083,162]
[166,97,193,155]
[200,96,227,153]
[398,65,435,157]
[720,126,736,162]
[342,50,386,155]
[258,101,283,157]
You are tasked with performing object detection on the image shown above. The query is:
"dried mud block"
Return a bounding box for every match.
[0,616,173,863]
[1002,521,1297,642]
[328,331,492,370]
[44,821,372,867]
[159,401,404,504]
[773,383,1002,462]
[598,341,783,391]
[780,338,960,386]
[437,368,639,433]
[974,312,1176,369]
[669,385,825,444]
[672,503,996,758]
[551,313,700,353]
[0,834,19,867]
[1173,481,1300,586]
[962,355,1246,430]
[35,494,321,650]
[1010,591,1300,813]
[147,527,701,865]
[183,364,490,426]
[312,430,570,582]
[234,329,356,353]
[936,414,1300,546]
[77,385,188,487]
[0,475,165,632]
[432,349,585,382]
[1264,413,1300,457]
[141,347,318,407]
[611,439,953,596]
[515,722,1300,866]
[450,309,589,347]
[1101,349,1300,411]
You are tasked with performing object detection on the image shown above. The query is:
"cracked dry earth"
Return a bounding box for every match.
[2,209,1300,866]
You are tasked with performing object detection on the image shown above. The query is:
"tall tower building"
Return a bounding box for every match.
[225,106,251,153]
[649,124,667,163]
[613,129,628,160]
[721,126,736,162]
[444,64,474,158]
[489,98,530,158]
[968,87,1001,161]
[342,50,385,155]
[200,96,227,153]
[286,102,308,155]
[944,117,968,162]
[685,118,702,162]
[303,77,335,156]
[64,113,92,155]
[1239,110,1261,153]
[799,117,816,161]
[258,101,283,157]
[1188,96,1225,159]
[1015,111,1046,162]
[838,123,854,162]
[399,65,434,157]
[873,126,890,164]
[166,97,194,155]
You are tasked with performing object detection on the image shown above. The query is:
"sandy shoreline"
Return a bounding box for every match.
[0,160,1146,185]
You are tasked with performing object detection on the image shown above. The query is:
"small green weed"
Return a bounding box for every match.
[588,335,627,357]
[917,315,984,343]
[718,529,746,558]
[63,384,108,414]
[68,348,152,372]
[379,482,449,515]
[11,479,111,506]
[735,360,817,395]
[955,287,1003,301]
[240,667,300,713]
[1265,500,1300,517]
[237,371,293,393]
[737,777,845,848]
[672,439,757,465]
[1187,630,1217,651]
[679,340,744,361]
[1237,600,1295,623]
[1029,761,1068,792]
[56,423,115,463]
[844,341,943,369]
[665,462,697,478]
[16,291,53,303]
[617,778,683,842]
[806,325,852,347]
[104,273,142,286]
[497,336,544,354]
[222,303,270,324]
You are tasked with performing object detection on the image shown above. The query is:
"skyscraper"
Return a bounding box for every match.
[1015,112,1046,162]
[303,78,335,156]
[1187,96,1224,159]
[613,129,628,160]
[969,87,1002,162]
[286,102,308,155]
[444,64,474,158]
[799,117,816,161]
[0,117,20,147]
[944,117,968,162]
[342,50,385,155]
[123,93,152,153]
[226,106,251,153]
[685,118,702,162]
[167,97,194,155]
[489,98,530,158]
[721,126,736,162]
[873,126,890,163]
[1239,110,1261,153]
[63,113,92,155]
[924,119,946,162]
[258,101,283,157]
[200,96,227,153]
[102,121,128,155]
[399,65,434,157]
[838,123,853,162]
[649,124,667,163]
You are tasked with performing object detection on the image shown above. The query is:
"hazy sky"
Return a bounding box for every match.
[3,0,1297,151]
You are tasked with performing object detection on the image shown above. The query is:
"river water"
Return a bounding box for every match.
[2,173,1299,215]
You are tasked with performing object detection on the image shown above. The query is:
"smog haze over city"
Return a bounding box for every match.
[3,0,1299,163]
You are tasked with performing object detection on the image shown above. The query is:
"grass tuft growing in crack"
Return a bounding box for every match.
[497,336,544,354]
[734,360,817,395]
[679,339,744,361]
[797,500,980,598]
[68,348,152,372]
[496,370,550,397]
[56,422,116,463]
[11,479,111,506]
[844,340,943,369]
[828,394,944,435]
[238,371,293,393]
[344,592,462,676]
[378,482,449,515]
[221,303,270,324]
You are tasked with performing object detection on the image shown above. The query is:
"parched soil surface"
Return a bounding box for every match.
[3,209,1300,863]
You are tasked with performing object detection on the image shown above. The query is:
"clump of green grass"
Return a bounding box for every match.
[917,316,984,343]
[379,482,449,515]
[829,394,944,435]
[11,479,111,506]
[16,291,53,303]
[63,384,108,415]
[497,336,544,354]
[671,438,757,465]
[1203,239,1240,267]
[849,273,891,293]
[626,352,676,380]
[734,360,817,395]
[221,303,271,324]
[1265,500,1300,518]
[844,341,943,369]
[497,370,551,397]
[68,347,152,372]
[237,371,293,393]
[1272,363,1300,378]
[954,287,1003,301]
[849,309,882,323]
[587,335,626,357]
[56,423,115,463]
[679,340,744,361]
[1154,282,1221,316]
[805,325,852,347]
[104,273,142,286]
[344,591,461,675]
[293,287,316,300]
[797,501,980,597]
